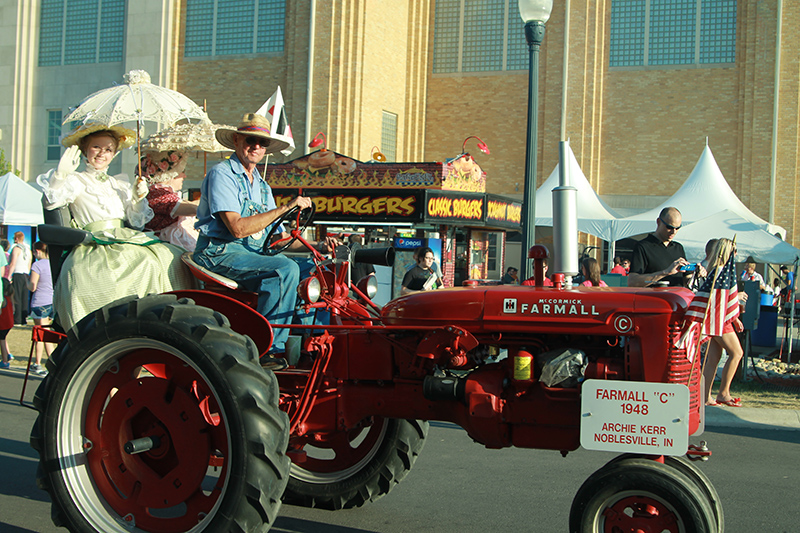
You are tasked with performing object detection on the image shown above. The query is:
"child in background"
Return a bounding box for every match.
[26,242,55,375]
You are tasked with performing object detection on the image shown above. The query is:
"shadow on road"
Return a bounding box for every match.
[273,515,378,533]
[0,522,44,533]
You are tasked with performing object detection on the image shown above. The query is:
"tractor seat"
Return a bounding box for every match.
[181,252,239,290]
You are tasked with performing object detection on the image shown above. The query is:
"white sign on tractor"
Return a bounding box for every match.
[580,379,690,456]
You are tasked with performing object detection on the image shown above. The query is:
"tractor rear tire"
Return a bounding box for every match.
[569,456,718,533]
[30,294,290,533]
[284,417,428,510]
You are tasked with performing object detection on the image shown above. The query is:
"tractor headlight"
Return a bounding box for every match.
[356,273,379,300]
[298,276,321,304]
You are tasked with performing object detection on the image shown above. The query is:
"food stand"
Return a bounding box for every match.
[260,150,521,297]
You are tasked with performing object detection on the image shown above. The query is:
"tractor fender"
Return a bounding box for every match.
[170,289,274,357]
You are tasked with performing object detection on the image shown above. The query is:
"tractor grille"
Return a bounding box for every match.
[666,322,701,414]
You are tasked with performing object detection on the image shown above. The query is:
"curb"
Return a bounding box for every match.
[704,406,800,431]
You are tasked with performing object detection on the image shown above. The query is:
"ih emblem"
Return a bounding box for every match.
[503,298,517,313]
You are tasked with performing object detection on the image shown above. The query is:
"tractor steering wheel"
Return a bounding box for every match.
[263,204,316,256]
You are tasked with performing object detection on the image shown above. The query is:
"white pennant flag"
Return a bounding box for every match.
[256,86,295,157]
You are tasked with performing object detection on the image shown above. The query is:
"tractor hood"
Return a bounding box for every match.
[381,285,694,336]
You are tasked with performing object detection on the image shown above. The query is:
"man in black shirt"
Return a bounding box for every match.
[628,207,703,287]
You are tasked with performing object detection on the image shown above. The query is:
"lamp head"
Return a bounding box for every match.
[518,0,553,23]
[370,145,387,162]
[462,135,491,155]
[308,131,327,150]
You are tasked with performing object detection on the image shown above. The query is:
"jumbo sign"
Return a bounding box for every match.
[273,189,423,224]
[424,191,485,224]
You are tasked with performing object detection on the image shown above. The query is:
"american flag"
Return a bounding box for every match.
[677,252,740,360]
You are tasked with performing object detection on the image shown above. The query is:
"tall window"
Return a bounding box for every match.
[47,110,63,161]
[433,0,527,74]
[38,0,125,66]
[381,111,398,162]
[610,0,736,67]
[185,0,286,58]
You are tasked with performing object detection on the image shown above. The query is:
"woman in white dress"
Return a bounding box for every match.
[37,123,193,331]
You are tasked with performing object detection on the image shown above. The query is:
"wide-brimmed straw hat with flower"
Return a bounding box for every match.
[139,150,189,184]
[215,113,290,154]
[61,122,136,151]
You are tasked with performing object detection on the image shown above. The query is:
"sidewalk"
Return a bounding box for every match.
[704,405,800,431]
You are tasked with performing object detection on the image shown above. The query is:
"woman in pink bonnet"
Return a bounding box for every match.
[139,150,200,251]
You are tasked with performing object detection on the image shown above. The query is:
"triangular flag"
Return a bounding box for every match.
[256,86,295,157]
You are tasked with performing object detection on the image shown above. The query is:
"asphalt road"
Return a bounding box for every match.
[2,366,798,533]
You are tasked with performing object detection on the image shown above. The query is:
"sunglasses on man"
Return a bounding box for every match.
[244,136,268,147]
[659,218,681,231]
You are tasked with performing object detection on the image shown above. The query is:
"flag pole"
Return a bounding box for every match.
[203,99,208,175]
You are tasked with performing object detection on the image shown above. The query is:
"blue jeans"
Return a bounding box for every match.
[194,235,302,351]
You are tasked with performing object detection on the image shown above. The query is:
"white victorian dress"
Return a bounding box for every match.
[37,165,194,331]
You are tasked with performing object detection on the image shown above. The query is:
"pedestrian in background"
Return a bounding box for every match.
[0,278,14,369]
[580,257,608,287]
[700,238,745,408]
[780,265,794,306]
[7,231,32,325]
[26,242,54,376]
[501,266,518,284]
[740,256,766,291]
[0,239,7,279]
[610,257,627,275]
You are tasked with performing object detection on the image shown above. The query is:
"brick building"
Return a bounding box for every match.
[1,0,798,252]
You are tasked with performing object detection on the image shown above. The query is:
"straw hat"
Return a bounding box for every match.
[61,122,136,151]
[215,113,290,154]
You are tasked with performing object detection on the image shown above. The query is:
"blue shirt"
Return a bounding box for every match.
[195,153,280,240]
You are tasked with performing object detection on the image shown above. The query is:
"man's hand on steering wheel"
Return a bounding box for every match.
[263,197,316,256]
[315,235,340,254]
[289,196,313,212]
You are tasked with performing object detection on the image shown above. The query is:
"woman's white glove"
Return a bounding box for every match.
[57,145,81,176]
[134,177,149,200]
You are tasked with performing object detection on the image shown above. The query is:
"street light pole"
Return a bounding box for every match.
[518,0,552,281]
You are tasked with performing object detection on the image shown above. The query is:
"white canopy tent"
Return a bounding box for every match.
[615,143,786,241]
[677,209,800,265]
[534,145,652,268]
[533,143,793,271]
[0,172,44,226]
[535,144,631,242]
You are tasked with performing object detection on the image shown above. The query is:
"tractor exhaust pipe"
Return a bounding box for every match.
[552,140,579,281]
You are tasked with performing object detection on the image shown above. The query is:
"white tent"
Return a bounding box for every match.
[677,209,800,265]
[534,144,627,242]
[615,143,785,241]
[534,145,653,268]
[0,172,44,226]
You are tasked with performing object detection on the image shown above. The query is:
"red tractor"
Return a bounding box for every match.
[31,207,722,532]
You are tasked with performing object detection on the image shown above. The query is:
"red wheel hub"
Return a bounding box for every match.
[295,418,385,473]
[83,349,229,531]
[602,496,679,532]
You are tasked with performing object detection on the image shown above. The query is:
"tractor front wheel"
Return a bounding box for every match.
[30,295,290,532]
[284,417,428,509]
[569,456,718,533]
